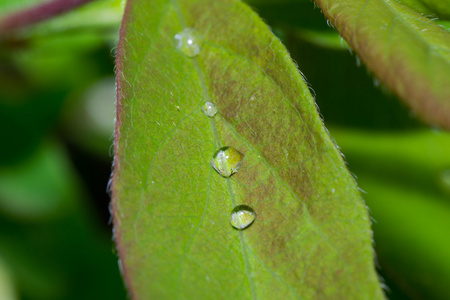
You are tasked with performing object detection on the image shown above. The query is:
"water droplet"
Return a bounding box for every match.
[230,205,256,230]
[174,28,202,57]
[211,146,244,177]
[202,101,218,117]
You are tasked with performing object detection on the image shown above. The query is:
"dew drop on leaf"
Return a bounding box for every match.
[211,146,244,177]
[174,28,202,57]
[230,205,256,230]
[201,101,218,117]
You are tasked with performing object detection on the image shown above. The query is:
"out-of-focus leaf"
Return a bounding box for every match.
[62,76,116,158]
[436,20,450,31]
[360,178,450,300]
[330,128,450,300]
[113,0,383,299]
[314,0,450,129]
[7,0,123,39]
[0,0,122,48]
[246,0,343,50]
[0,0,45,16]
[419,0,450,18]
[0,33,115,166]
[0,141,72,219]
[330,129,450,189]
[284,35,421,130]
[0,88,66,165]
[0,257,17,300]
[293,29,348,50]
[0,0,94,34]
[0,234,64,300]
[0,141,126,300]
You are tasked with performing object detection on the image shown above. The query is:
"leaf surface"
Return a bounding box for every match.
[113,0,383,299]
[314,0,450,129]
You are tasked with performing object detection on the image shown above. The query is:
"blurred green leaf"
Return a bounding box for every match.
[293,29,348,50]
[0,257,17,300]
[7,0,123,39]
[0,141,126,300]
[314,0,450,129]
[361,178,450,300]
[247,0,347,49]
[0,88,65,165]
[331,128,450,299]
[0,0,45,16]
[0,141,73,219]
[62,76,116,158]
[419,0,450,18]
[113,0,382,298]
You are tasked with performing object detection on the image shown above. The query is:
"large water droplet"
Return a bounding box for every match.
[174,28,201,57]
[230,205,256,230]
[202,101,218,117]
[211,146,244,177]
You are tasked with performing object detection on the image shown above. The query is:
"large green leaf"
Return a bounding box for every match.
[313,0,450,129]
[112,0,383,298]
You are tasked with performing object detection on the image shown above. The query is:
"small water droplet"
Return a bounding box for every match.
[211,146,244,177]
[202,101,218,117]
[331,188,336,193]
[174,28,202,57]
[230,205,256,230]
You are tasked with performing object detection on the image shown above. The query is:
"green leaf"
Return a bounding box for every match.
[113,0,383,298]
[314,0,450,129]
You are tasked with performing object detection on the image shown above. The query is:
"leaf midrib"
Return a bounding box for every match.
[171,0,258,298]
[168,0,346,296]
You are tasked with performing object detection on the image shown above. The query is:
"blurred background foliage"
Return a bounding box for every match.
[0,0,449,299]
